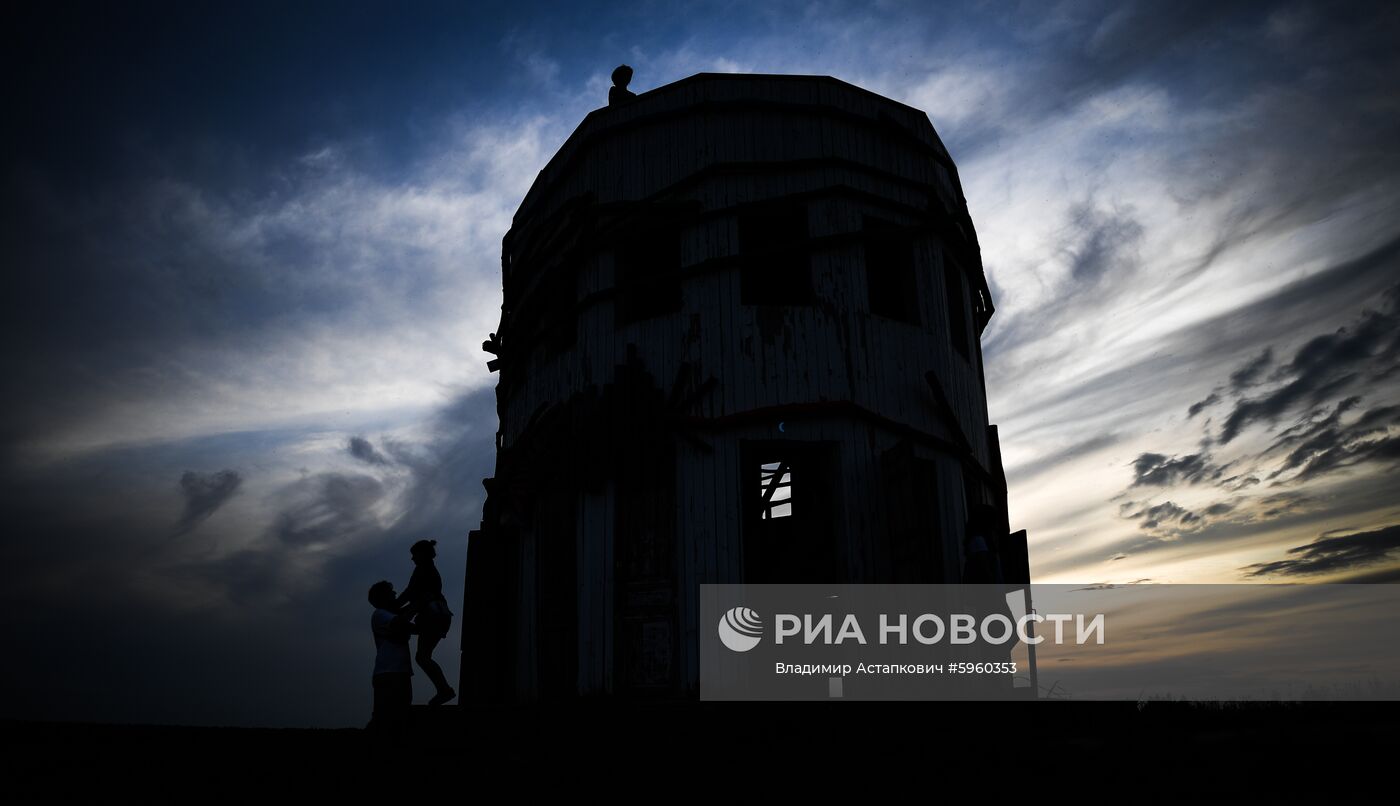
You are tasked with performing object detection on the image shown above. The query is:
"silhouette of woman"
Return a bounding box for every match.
[396,539,456,705]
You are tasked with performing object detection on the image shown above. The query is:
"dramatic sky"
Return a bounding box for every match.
[3,0,1398,727]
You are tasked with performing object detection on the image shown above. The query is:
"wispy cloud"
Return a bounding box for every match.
[2,114,562,461]
[1242,524,1400,577]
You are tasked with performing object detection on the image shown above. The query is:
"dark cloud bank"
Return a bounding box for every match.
[0,388,495,727]
[1101,284,1400,577]
[1242,524,1400,578]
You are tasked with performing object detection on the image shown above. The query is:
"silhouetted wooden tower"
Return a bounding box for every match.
[462,72,1029,700]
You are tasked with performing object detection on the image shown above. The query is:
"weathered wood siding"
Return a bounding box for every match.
[464,74,1009,701]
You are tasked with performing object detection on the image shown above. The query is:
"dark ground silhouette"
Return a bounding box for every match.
[5,701,1394,795]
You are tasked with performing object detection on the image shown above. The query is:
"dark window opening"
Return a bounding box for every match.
[742,442,840,583]
[881,442,946,583]
[863,217,920,323]
[944,255,970,360]
[740,203,812,305]
[758,461,793,519]
[615,224,682,325]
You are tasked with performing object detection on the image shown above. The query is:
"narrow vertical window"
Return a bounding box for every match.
[759,461,793,519]
[864,217,919,323]
[742,441,841,583]
[740,203,811,305]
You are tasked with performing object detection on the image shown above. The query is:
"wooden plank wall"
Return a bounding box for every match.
[494,75,1000,698]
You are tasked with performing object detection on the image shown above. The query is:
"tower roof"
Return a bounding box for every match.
[515,72,961,225]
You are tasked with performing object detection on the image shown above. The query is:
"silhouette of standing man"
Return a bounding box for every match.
[367,580,415,733]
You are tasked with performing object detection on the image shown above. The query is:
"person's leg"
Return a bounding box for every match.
[392,672,412,729]
[373,672,411,734]
[414,629,454,702]
[370,674,394,731]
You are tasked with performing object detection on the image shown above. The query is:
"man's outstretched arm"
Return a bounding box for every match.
[389,614,420,640]
[394,570,427,616]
